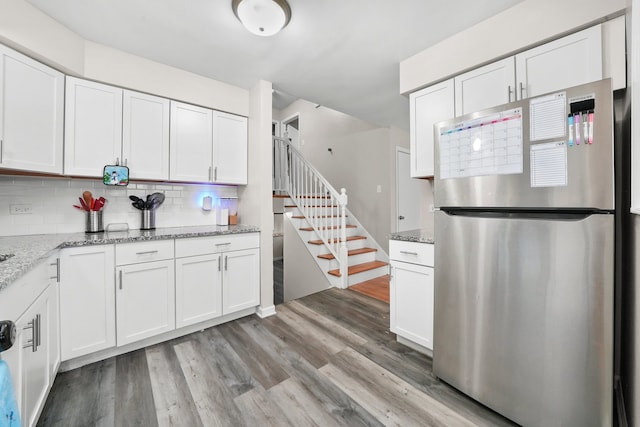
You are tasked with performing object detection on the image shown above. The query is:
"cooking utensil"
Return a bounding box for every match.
[129,195,141,203]
[73,204,84,210]
[93,197,106,211]
[83,191,93,210]
[149,192,165,209]
[79,197,89,211]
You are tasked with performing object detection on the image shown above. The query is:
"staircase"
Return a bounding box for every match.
[274,137,388,289]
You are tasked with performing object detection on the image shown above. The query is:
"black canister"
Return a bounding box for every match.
[0,320,15,352]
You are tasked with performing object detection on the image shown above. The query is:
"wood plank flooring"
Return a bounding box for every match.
[37,288,517,427]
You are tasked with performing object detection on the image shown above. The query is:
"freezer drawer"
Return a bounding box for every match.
[433,210,613,427]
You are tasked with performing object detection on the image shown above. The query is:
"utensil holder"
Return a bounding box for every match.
[86,211,104,233]
[141,209,155,230]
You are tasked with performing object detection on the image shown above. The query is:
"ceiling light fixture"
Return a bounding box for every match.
[232,0,291,37]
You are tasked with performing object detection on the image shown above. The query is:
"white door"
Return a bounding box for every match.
[409,79,454,178]
[169,101,213,182]
[116,259,175,346]
[222,248,260,315]
[122,90,170,180]
[64,77,123,176]
[455,57,516,116]
[0,44,64,174]
[516,25,602,99]
[396,149,422,232]
[213,111,248,185]
[390,261,434,350]
[175,254,223,328]
[59,245,116,361]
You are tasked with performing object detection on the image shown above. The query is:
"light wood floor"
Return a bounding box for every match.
[37,288,516,427]
[350,275,390,303]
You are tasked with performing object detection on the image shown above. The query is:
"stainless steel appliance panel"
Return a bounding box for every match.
[434,79,614,210]
[434,210,614,427]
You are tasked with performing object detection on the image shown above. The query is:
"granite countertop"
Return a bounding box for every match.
[0,224,260,292]
[389,229,435,244]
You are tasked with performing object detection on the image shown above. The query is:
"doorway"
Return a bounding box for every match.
[396,148,422,231]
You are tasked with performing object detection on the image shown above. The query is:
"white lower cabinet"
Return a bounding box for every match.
[115,240,175,346]
[175,254,222,328]
[0,257,59,427]
[115,260,175,346]
[59,245,116,361]
[389,240,434,352]
[222,248,260,314]
[175,233,260,328]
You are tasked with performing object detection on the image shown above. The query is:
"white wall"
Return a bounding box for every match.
[0,175,237,236]
[239,80,274,316]
[400,0,627,94]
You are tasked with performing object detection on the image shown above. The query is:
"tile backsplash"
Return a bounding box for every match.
[0,175,238,236]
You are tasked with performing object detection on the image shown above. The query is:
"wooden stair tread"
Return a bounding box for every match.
[328,261,388,277]
[299,225,356,231]
[318,248,377,260]
[308,235,366,245]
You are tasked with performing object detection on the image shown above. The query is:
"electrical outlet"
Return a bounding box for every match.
[10,204,33,215]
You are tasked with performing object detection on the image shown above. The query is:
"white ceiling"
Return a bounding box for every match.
[26,0,523,130]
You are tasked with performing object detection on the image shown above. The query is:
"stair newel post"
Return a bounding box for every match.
[338,188,349,289]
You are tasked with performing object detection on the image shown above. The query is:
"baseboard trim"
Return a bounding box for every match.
[256,304,277,318]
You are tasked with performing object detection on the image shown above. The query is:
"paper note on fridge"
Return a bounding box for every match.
[530,141,568,187]
[530,92,567,141]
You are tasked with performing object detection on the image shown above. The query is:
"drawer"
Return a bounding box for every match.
[116,240,174,265]
[175,233,259,258]
[389,240,434,266]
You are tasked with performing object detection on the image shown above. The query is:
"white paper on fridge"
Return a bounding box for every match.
[530,91,566,141]
[530,141,568,187]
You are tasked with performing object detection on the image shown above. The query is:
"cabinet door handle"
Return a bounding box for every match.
[208,166,212,182]
[0,139,3,163]
[400,251,418,255]
[224,256,228,271]
[23,319,36,352]
[116,157,120,166]
[35,314,41,349]
[136,250,158,255]
[507,85,513,102]
[119,270,123,290]
[215,242,231,247]
[50,258,60,281]
[519,82,525,99]
[214,166,218,181]
[124,158,128,167]
[218,255,222,272]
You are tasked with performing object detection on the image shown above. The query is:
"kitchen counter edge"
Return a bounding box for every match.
[0,225,260,292]
[389,229,435,244]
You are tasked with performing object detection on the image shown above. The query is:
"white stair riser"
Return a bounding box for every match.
[348,265,389,287]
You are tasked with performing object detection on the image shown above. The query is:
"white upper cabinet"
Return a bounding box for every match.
[409,79,454,178]
[64,77,123,177]
[515,25,602,100]
[0,44,64,174]
[122,90,170,180]
[213,111,248,185]
[169,101,213,182]
[170,101,248,185]
[455,58,516,116]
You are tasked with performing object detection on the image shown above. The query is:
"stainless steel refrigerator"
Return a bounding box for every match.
[433,79,615,426]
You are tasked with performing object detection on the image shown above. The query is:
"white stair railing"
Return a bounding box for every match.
[273,136,349,287]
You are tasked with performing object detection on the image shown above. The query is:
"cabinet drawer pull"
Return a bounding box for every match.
[215,242,231,246]
[399,251,418,255]
[135,250,159,255]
